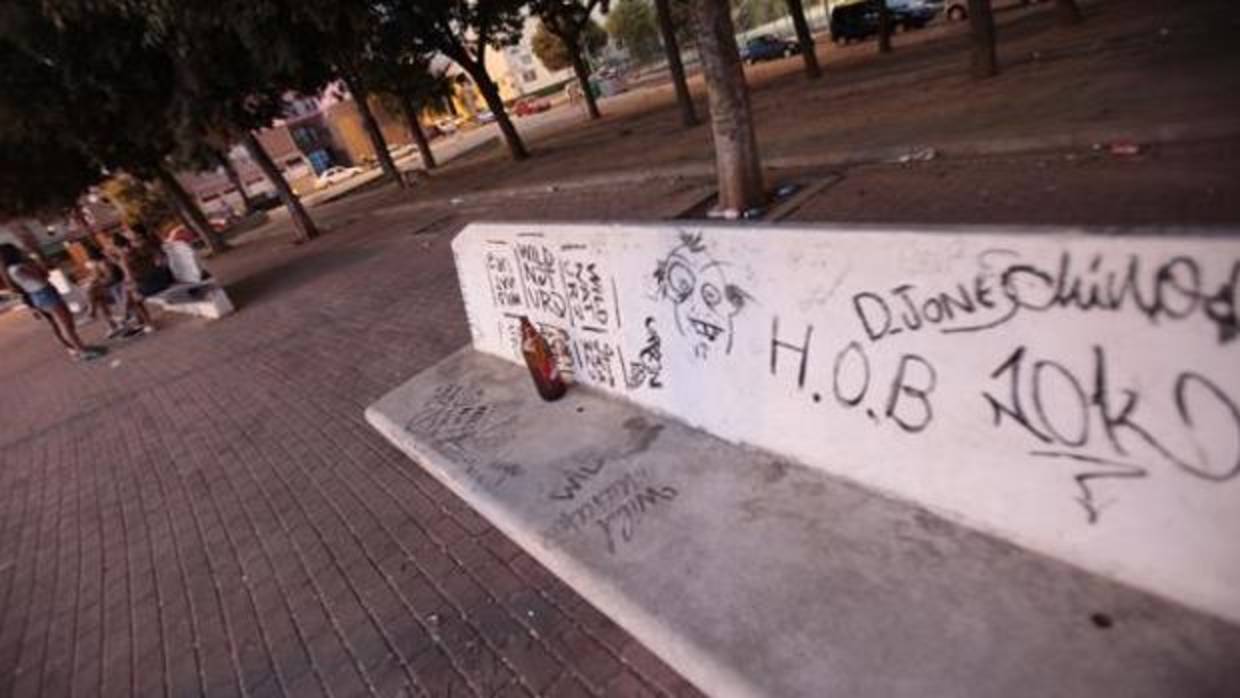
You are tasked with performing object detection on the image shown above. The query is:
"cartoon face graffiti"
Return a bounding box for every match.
[654,232,751,358]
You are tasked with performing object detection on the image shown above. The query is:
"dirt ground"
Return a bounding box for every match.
[783,138,1240,225]
[349,0,1240,209]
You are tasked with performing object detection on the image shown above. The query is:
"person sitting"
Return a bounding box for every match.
[0,243,106,361]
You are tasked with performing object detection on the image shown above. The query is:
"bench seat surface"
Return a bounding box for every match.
[366,348,1240,698]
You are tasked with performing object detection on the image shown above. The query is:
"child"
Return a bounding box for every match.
[81,243,127,338]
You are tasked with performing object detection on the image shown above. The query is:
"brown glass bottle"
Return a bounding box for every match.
[519,316,568,401]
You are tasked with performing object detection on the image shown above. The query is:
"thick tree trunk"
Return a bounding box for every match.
[400,96,437,170]
[689,0,765,213]
[570,47,601,120]
[464,62,529,161]
[877,0,894,53]
[344,75,405,188]
[1055,0,1083,25]
[654,0,698,127]
[212,148,255,214]
[967,0,998,79]
[154,164,229,254]
[242,132,319,243]
[785,0,821,78]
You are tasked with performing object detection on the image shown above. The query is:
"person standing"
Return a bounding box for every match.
[0,243,106,361]
[109,233,172,334]
[81,243,127,338]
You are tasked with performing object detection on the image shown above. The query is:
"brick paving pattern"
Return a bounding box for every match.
[4,135,1236,696]
[0,191,703,697]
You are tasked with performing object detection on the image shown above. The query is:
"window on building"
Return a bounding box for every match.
[522,70,539,83]
[520,54,534,66]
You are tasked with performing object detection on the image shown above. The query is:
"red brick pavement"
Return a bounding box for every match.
[5,145,1235,697]
[0,188,704,697]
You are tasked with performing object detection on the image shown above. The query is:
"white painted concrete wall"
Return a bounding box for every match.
[452,222,1240,624]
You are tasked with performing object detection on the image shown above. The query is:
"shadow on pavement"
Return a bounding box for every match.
[225,245,382,309]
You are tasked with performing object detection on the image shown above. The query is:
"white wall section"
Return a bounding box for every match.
[452,221,1240,623]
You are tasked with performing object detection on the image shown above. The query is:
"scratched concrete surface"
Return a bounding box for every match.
[368,349,1240,698]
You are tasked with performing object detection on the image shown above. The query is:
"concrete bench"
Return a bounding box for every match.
[368,222,1240,696]
[146,240,234,320]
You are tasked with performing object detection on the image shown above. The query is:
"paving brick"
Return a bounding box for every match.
[545,672,594,698]
[494,633,563,695]
[619,641,701,697]
[549,627,624,693]
[603,669,666,698]
[0,193,708,697]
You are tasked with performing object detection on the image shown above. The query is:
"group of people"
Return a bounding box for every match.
[0,224,176,362]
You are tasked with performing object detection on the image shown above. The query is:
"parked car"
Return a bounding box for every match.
[387,142,416,159]
[938,0,1047,22]
[939,0,967,20]
[249,191,282,211]
[889,0,939,28]
[476,110,496,124]
[513,97,552,117]
[433,119,458,136]
[830,2,878,42]
[830,0,936,43]
[740,35,800,64]
[315,166,362,189]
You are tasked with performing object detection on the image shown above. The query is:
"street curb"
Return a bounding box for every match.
[379,119,1240,214]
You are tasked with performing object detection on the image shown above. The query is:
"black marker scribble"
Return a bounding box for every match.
[1030,450,1149,524]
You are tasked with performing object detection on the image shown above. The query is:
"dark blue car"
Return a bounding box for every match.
[740,35,801,64]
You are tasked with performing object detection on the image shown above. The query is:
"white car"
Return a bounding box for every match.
[315,166,362,189]
[387,143,416,160]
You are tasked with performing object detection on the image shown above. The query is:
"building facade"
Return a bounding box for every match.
[484,16,576,102]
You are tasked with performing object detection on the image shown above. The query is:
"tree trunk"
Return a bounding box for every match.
[242,132,319,243]
[967,0,998,79]
[1055,0,1083,25]
[654,0,698,126]
[154,164,229,254]
[569,46,601,120]
[877,0,894,54]
[464,62,529,161]
[11,225,48,265]
[344,75,405,188]
[212,148,255,214]
[689,0,766,214]
[785,0,821,78]
[400,96,437,170]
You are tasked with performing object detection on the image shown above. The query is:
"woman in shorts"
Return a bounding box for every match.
[0,243,106,361]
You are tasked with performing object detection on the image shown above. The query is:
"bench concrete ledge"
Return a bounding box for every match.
[367,348,1240,698]
[148,281,234,320]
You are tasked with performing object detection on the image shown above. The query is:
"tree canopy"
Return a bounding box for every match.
[376,0,531,159]
[606,0,691,63]
[532,19,608,72]
[0,137,100,221]
[0,1,175,220]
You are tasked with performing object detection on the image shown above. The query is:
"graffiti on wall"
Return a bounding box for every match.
[471,230,1240,526]
[653,231,753,360]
